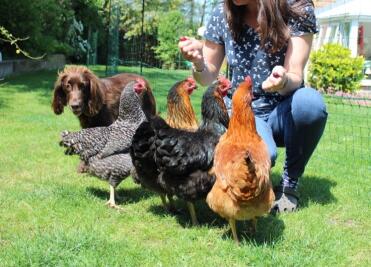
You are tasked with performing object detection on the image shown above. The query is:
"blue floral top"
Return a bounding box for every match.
[204,1,318,118]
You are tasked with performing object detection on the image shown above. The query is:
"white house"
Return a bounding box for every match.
[314,0,371,82]
[315,0,371,57]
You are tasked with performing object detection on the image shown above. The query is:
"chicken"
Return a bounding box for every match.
[130,77,198,211]
[166,77,198,131]
[150,81,230,225]
[60,79,151,208]
[206,76,274,243]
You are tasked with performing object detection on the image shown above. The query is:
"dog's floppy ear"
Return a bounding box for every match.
[84,69,104,116]
[52,72,67,115]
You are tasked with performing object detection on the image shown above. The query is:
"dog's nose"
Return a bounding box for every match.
[71,104,80,110]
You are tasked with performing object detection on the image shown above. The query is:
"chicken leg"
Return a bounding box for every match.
[160,194,167,208]
[105,185,122,210]
[159,194,181,214]
[187,201,199,226]
[250,218,257,234]
[229,218,239,244]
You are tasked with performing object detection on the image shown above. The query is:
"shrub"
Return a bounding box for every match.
[308,43,364,93]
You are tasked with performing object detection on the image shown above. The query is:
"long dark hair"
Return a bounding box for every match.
[224,0,312,52]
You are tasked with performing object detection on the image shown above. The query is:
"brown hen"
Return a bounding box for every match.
[206,76,274,243]
[166,77,198,131]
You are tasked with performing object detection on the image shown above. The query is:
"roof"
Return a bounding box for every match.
[316,0,371,22]
[313,0,336,8]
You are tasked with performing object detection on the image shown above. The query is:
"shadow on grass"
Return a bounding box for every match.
[270,173,337,208]
[3,70,56,93]
[0,96,8,110]
[0,83,14,110]
[148,172,336,245]
[220,215,285,246]
[148,198,285,246]
[299,175,337,208]
[1,71,57,108]
[149,199,226,228]
[86,186,154,205]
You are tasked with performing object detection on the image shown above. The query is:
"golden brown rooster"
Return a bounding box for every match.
[206,76,275,243]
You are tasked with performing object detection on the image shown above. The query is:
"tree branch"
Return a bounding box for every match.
[0,26,45,60]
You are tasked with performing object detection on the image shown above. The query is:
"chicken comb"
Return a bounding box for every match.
[244,76,252,86]
[135,78,146,86]
[186,77,196,84]
[218,75,231,88]
[134,78,146,93]
[243,76,254,98]
[179,36,189,42]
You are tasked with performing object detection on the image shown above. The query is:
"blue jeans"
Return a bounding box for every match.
[255,87,328,184]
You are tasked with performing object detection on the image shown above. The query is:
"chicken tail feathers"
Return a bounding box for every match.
[245,152,256,179]
[232,152,270,201]
[59,130,82,155]
[131,122,155,155]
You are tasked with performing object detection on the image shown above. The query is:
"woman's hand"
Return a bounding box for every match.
[178,36,205,70]
[262,66,288,94]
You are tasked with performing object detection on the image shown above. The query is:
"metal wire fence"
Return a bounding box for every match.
[153,67,371,177]
[312,93,370,174]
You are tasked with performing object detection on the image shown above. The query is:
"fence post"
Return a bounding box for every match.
[140,0,145,75]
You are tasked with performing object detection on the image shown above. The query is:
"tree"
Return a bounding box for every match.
[155,11,187,69]
[199,0,208,28]
[0,26,44,59]
[120,0,182,38]
[0,0,103,62]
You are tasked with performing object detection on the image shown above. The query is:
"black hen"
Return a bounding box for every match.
[130,77,198,211]
[130,121,163,197]
[60,79,150,208]
[151,82,230,225]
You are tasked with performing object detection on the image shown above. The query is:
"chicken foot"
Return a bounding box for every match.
[160,194,180,214]
[105,185,123,210]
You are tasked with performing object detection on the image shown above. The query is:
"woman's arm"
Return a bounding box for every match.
[179,38,225,86]
[262,34,313,95]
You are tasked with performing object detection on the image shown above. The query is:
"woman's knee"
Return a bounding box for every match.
[255,117,277,166]
[291,87,328,126]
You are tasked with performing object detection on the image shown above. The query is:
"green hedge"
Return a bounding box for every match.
[308,43,364,93]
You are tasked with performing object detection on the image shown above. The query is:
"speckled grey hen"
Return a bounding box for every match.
[60,79,150,208]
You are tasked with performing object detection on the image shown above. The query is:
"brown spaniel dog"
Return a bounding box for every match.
[52,65,156,128]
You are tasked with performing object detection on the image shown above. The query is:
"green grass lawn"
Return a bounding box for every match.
[0,66,370,266]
